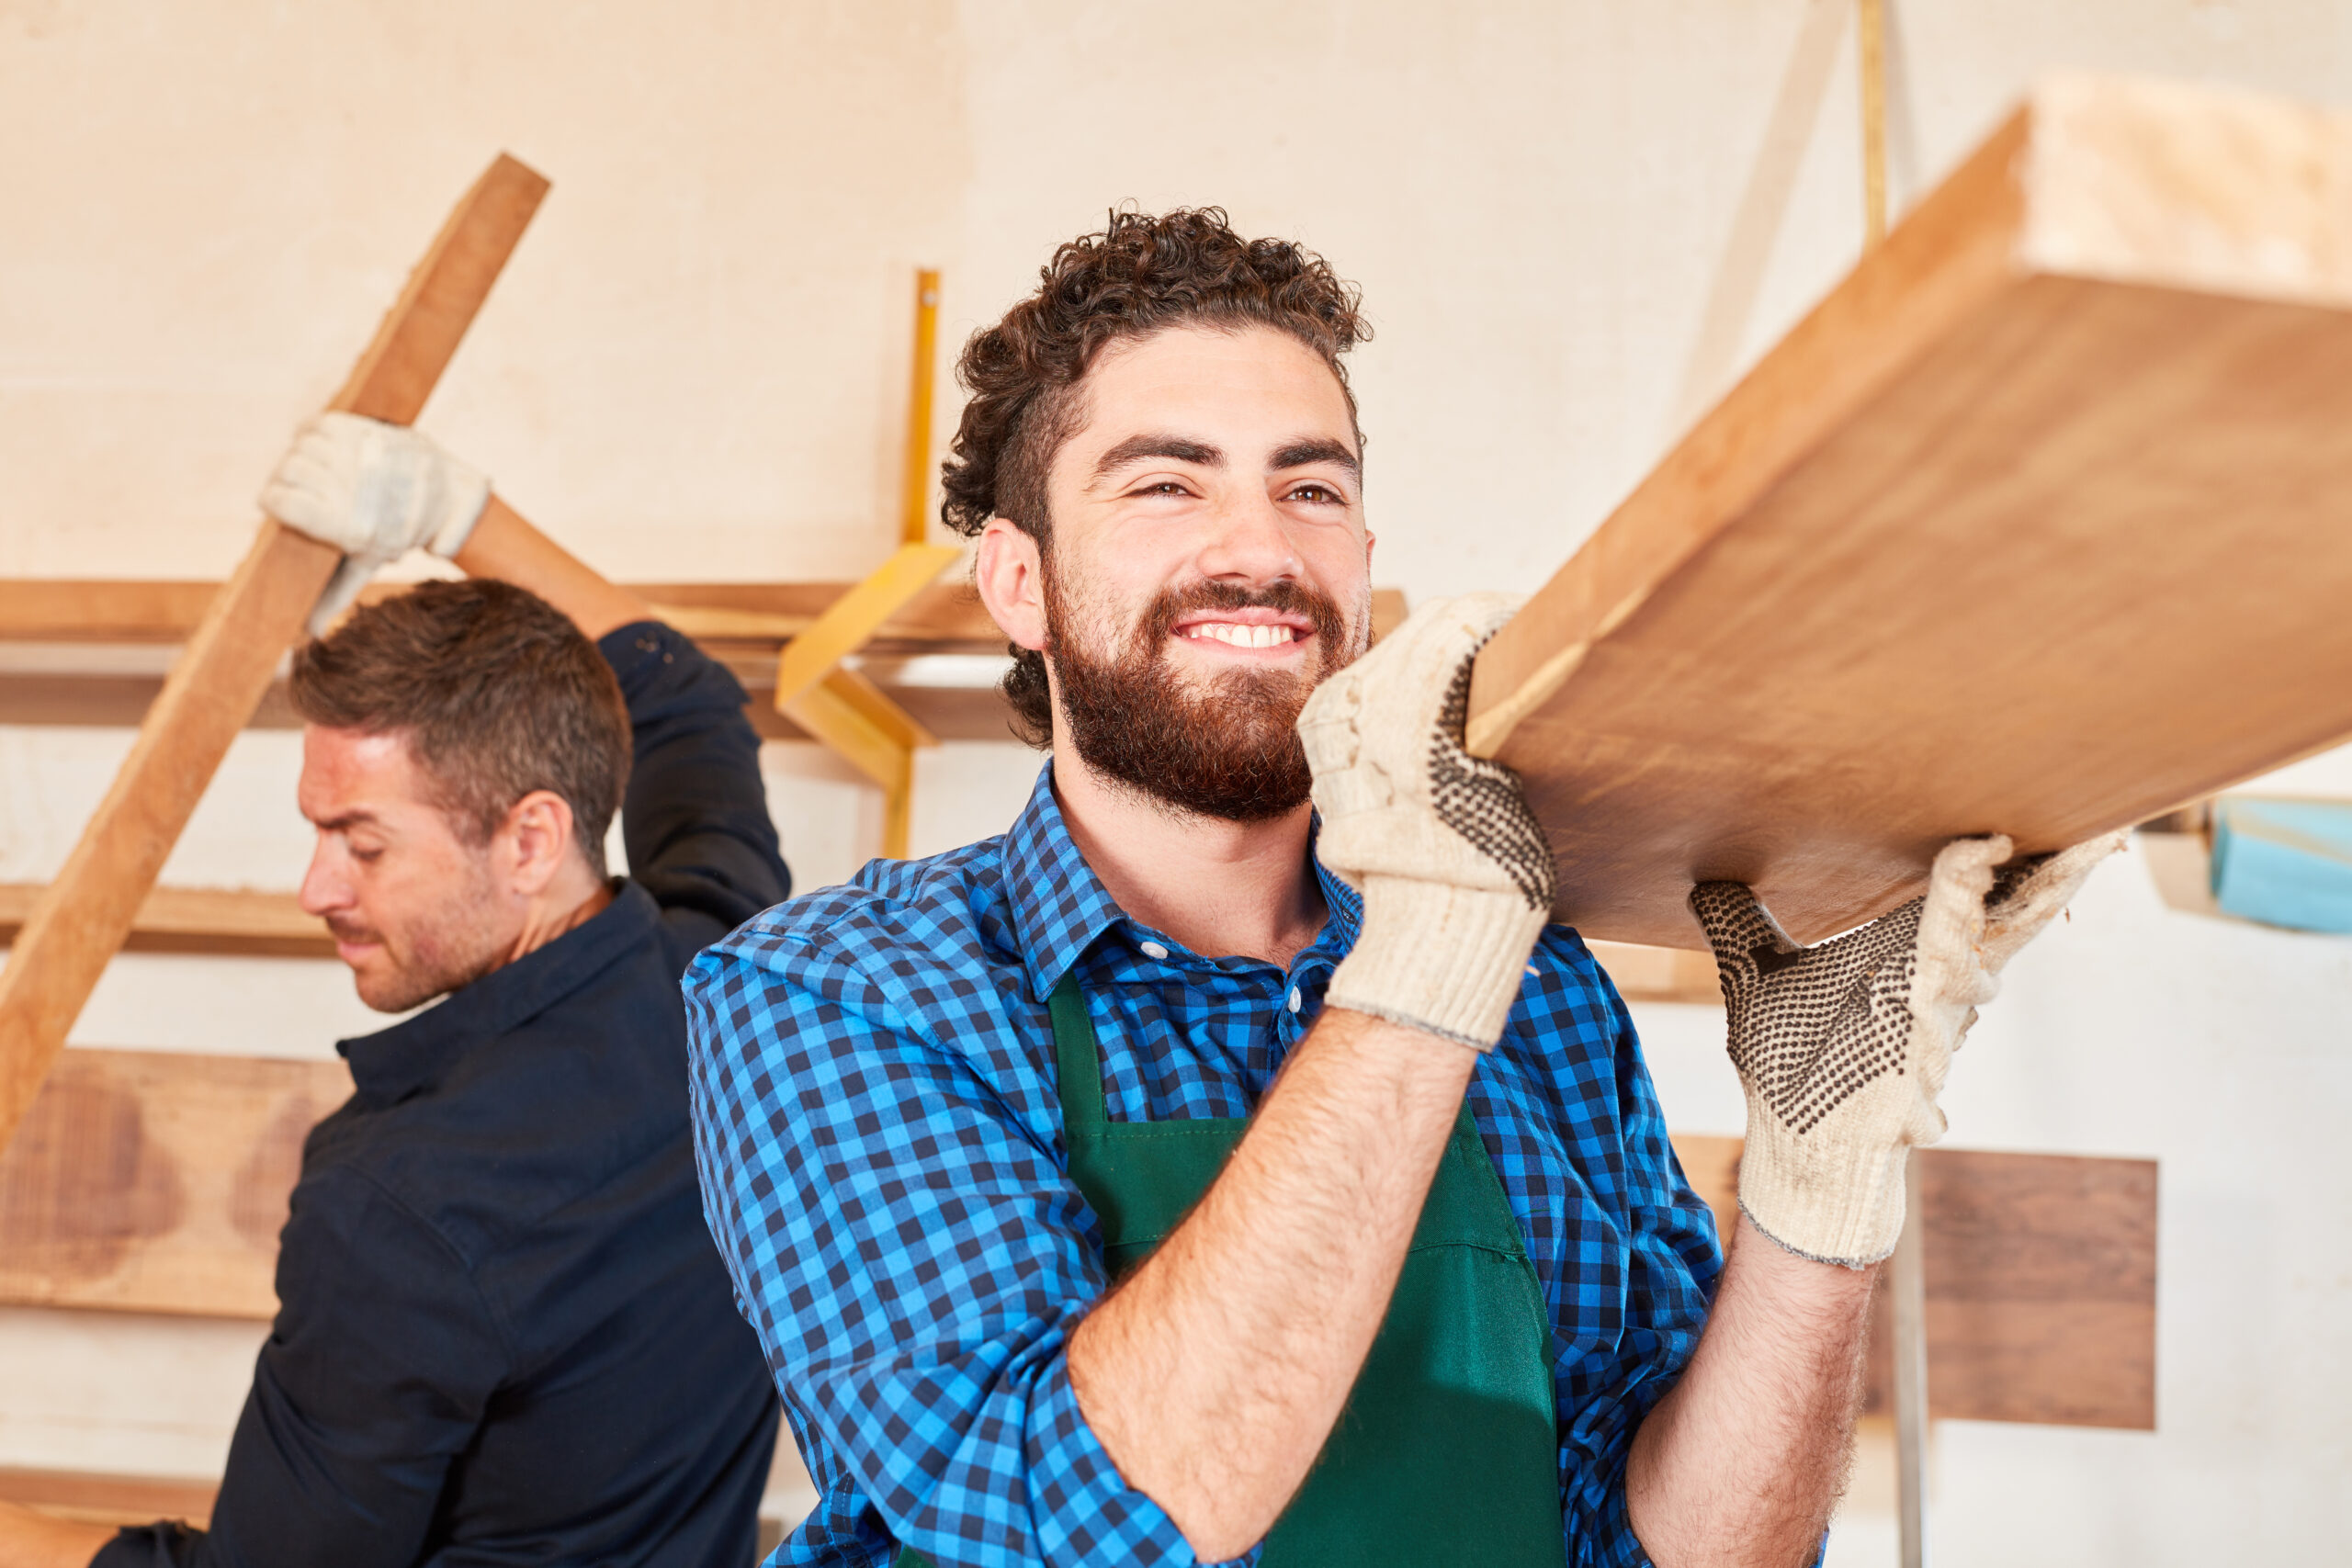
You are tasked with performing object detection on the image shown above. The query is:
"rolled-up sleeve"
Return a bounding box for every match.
[1511,938,1723,1568]
[683,928,1204,1568]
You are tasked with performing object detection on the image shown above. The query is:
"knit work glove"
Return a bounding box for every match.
[1691,831,2125,1266]
[1299,593,1555,1052]
[259,412,492,634]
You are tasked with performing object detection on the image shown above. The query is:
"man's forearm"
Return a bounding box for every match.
[451,494,651,642]
[1067,1008,1474,1562]
[0,1502,112,1568]
[1625,1217,1876,1568]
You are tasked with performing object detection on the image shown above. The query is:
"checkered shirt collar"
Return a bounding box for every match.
[999,759,1365,1004]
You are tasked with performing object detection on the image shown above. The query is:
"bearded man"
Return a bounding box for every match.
[683,209,2116,1568]
[0,446,787,1567]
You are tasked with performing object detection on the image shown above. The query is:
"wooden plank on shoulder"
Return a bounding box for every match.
[0,155,548,1153]
[1467,75,2352,948]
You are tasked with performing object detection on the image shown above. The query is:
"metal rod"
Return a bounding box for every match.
[1892,1146,1930,1567]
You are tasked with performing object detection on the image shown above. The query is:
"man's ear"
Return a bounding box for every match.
[974,517,1049,653]
[501,789,581,897]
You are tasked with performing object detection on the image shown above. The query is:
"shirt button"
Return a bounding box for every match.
[1287,987,1303,1013]
[1139,942,1170,961]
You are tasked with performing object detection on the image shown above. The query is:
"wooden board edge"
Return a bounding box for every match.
[0,155,550,1152]
[1463,107,2033,758]
[331,152,550,423]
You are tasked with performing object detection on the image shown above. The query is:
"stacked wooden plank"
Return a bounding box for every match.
[1669,1134,2156,1428]
[0,579,1410,743]
[1469,75,2352,948]
[0,1048,350,1318]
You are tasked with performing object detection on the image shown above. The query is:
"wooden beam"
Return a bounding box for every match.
[0,155,548,1154]
[1466,75,2352,948]
[0,581,1409,659]
[0,885,331,960]
[768,543,959,859]
[0,1047,352,1319]
[1668,1135,2157,1428]
[0,1468,217,1529]
[784,669,935,858]
[772,545,966,709]
[6,1046,2151,1437]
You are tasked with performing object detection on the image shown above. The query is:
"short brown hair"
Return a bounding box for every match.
[290,579,630,870]
[940,208,1371,742]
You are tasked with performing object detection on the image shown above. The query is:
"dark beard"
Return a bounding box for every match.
[1049,574,1351,822]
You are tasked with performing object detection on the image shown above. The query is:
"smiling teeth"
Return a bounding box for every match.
[1186,623,1296,649]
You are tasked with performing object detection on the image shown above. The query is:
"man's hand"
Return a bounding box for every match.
[1299,592,1555,1050]
[260,412,492,633]
[1692,831,2125,1267]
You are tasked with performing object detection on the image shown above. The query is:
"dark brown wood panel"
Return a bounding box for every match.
[0,1048,353,1318]
[1676,1137,2156,1428]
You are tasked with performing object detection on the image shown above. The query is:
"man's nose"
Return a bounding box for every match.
[298,842,350,918]
[1198,489,1304,584]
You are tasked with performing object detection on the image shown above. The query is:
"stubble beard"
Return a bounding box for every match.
[1046,562,1364,823]
[327,855,512,1013]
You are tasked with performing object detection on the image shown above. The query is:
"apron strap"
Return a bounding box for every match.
[1049,970,1109,1136]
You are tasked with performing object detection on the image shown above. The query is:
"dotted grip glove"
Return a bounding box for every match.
[1298,593,1556,1052]
[1691,831,2124,1267]
[258,412,492,635]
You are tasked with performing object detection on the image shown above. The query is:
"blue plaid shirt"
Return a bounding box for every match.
[684,762,1722,1568]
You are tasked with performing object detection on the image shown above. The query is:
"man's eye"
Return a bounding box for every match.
[1288,483,1343,504]
[1133,480,1190,497]
[352,845,384,864]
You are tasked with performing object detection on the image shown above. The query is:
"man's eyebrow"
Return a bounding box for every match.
[1270,437,1362,479]
[311,809,381,833]
[1091,434,1226,483]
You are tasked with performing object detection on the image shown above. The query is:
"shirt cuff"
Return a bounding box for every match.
[1023,1353,1238,1568]
[596,619,752,723]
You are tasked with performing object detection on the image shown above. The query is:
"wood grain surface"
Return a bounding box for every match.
[0,1467,218,1529]
[0,885,332,959]
[1670,1134,2157,1428]
[0,1048,352,1318]
[1589,942,1724,1004]
[6,1045,2152,1436]
[0,154,547,1155]
[1467,75,2352,947]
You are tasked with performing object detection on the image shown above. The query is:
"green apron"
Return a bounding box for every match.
[900,973,1566,1566]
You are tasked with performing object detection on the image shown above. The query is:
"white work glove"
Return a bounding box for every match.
[1690,831,2125,1266]
[259,412,492,634]
[1299,593,1555,1052]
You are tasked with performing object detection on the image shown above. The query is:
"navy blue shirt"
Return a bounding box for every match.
[101,621,790,1568]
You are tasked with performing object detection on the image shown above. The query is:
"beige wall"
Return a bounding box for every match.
[5,1,2351,1560]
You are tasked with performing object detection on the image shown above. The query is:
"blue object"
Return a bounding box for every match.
[683,761,1725,1568]
[2211,796,2352,932]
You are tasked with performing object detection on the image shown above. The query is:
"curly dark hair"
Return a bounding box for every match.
[940,208,1371,743]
